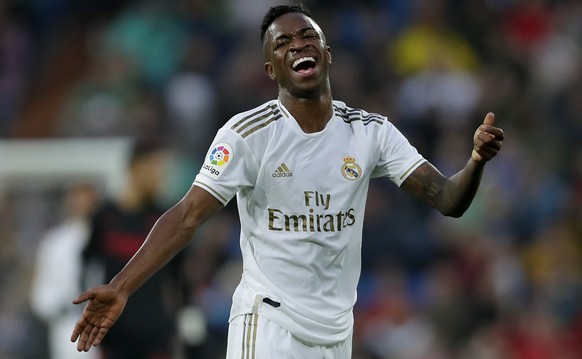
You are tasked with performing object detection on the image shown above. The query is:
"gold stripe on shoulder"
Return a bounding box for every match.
[231,104,274,132]
[335,105,385,125]
[237,112,272,134]
[231,104,271,131]
[240,113,282,138]
[230,104,281,138]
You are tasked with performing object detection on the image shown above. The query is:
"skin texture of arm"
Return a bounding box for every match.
[70,185,223,352]
[401,159,485,218]
[401,112,504,217]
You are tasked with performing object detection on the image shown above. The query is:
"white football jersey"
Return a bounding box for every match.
[193,99,425,345]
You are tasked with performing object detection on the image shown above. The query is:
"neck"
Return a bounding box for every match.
[279,89,333,133]
[118,185,149,212]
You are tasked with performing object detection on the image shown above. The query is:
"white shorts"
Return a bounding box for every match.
[226,314,352,359]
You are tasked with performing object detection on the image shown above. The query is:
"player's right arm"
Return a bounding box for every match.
[70,185,223,352]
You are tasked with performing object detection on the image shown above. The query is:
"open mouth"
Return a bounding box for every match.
[292,56,317,75]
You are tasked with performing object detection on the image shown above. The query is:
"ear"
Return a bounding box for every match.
[264,62,276,80]
[326,46,332,65]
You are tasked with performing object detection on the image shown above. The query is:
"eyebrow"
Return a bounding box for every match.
[273,27,316,42]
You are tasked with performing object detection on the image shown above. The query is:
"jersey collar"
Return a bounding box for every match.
[276,98,337,137]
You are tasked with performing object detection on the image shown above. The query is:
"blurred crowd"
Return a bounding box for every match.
[1,0,581,358]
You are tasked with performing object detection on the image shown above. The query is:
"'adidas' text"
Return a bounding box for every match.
[272,163,293,177]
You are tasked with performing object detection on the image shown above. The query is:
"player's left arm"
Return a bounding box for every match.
[401,112,504,217]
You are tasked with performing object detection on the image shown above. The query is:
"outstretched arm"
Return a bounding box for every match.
[70,185,223,352]
[401,112,504,217]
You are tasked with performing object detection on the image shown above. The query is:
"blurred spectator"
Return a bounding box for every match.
[29,183,100,359]
[523,221,582,327]
[164,61,217,155]
[388,0,482,165]
[389,0,479,77]
[56,39,166,138]
[225,0,291,30]
[356,267,443,359]
[80,140,183,359]
[502,0,551,58]
[0,1,33,136]
[99,0,189,88]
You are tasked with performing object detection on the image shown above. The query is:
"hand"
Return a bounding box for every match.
[70,285,127,352]
[472,112,504,164]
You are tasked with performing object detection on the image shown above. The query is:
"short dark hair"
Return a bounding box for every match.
[128,138,167,168]
[260,4,312,44]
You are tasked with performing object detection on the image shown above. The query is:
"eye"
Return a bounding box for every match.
[274,39,289,50]
[304,31,319,39]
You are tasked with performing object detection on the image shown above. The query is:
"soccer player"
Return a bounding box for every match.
[70,4,504,358]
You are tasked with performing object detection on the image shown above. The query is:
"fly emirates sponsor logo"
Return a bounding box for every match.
[268,191,356,232]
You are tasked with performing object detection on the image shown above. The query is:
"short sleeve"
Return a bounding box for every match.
[193,128,258,205]
[371,121,426,186]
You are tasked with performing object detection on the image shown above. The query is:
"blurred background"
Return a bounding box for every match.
[1,0,581,358]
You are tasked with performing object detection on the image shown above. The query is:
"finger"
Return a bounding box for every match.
[82,325,96,352]
[87,324,102,347]
[72,290,94,305]
[72,315,98,352]
[480,112,505,141]
[473,137,502,162]
[476,131,502,148]
[70,314,90,342]
[472,146,497,163]
[491,127,504,141]
[93,327,109,346]
[475,137,502,155]
[70,324,81,343]
[476,145,498,158]
[479,125,504,141]
[76,324,91,351]
[483,112,495,126]
[475,130,495,145]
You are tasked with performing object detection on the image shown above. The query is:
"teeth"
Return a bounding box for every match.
[292,57,315,69]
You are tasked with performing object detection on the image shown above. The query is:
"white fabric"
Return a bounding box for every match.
[30,219,99,359]
[226,313,352,359]
[194,99,425,345]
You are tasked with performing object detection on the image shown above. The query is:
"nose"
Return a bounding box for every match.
[289,36,309,53]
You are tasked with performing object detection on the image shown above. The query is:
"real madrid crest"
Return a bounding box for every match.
[341,156,362,181]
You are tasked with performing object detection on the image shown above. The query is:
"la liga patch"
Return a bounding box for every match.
[202,143,233,180]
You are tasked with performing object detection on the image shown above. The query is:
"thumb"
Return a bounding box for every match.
[72,289,95,305]
[483,112,495,126]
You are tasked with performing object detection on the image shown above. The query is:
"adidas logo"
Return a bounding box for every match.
[272,163,293,177]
